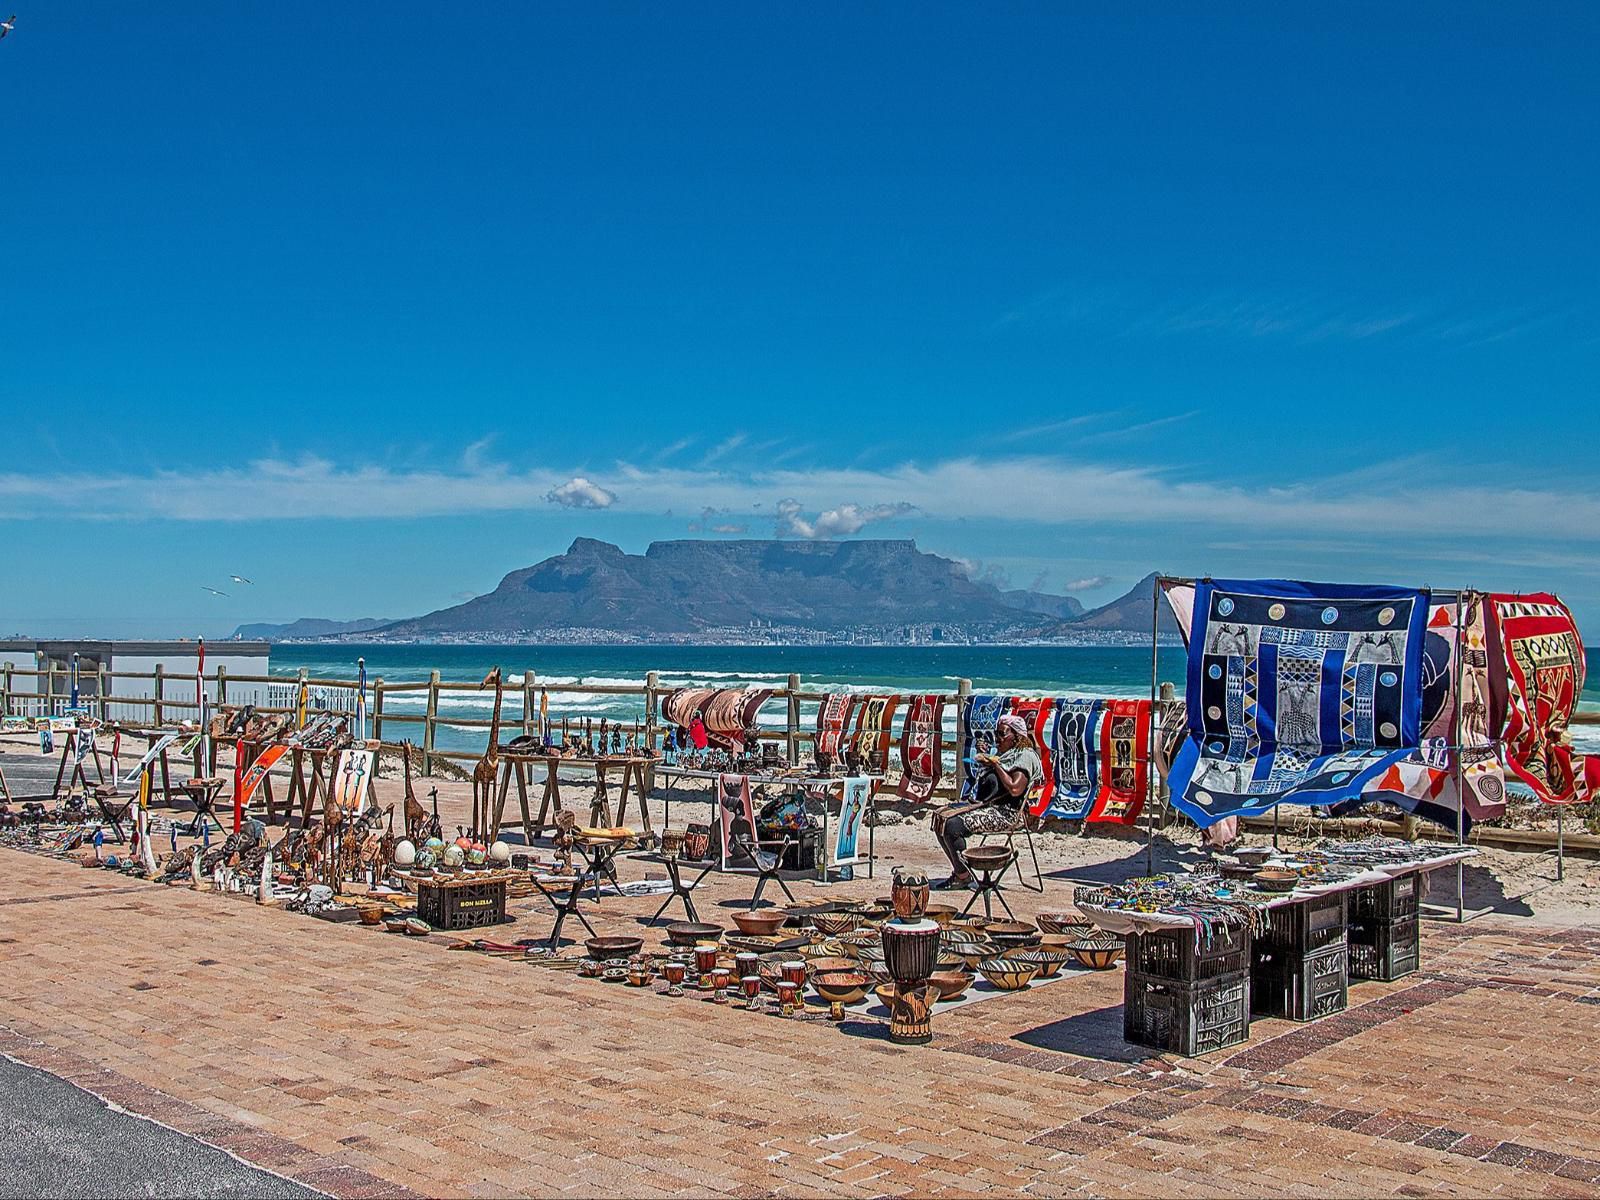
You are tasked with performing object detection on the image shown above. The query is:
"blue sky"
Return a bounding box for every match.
[2,4,1597,637]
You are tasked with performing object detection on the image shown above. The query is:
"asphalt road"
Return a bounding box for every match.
[0,1053,321,1199]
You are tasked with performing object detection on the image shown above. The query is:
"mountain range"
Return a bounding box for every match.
[233,538,1164,642]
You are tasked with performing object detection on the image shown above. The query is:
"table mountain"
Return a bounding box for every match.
[379,538,1081,638]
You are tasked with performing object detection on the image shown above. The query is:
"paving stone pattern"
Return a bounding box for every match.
[1,848,1598,1198]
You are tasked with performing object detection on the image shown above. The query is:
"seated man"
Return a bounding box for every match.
[931,713,1043,889]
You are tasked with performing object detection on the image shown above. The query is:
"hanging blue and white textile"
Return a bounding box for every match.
[1166,579,1429,826]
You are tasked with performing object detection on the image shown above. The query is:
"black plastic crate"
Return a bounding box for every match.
[416,877,508,931]
[1126,923,1251,983]
[1348,913,1420,982]
[1124,970,1251,1057]
[1252,940,1349,1021]
[1349,874,1419,922]
[1256,891,1348,957]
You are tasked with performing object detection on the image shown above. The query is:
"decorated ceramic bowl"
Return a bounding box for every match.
[1069,938,1125,970]
[975,957,1039,990]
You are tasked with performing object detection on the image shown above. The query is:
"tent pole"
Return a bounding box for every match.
[1452,590,1468,923]
[1146,575,1160,875]
[1557,804,1565,882]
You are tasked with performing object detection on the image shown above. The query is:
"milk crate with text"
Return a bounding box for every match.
[1252,941,1349,1021]
[1124,970,1251,1057]
[1347,913,1420,982]
[1349,874,1419,922]
[1126,923,1251,983]
[416,877,508,930]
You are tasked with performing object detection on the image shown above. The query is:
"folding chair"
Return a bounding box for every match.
[973,786,1045,893]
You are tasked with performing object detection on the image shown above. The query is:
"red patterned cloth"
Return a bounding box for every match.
[1489,593,1599,804]
[1009,698,1057,818]
[896,694,946,803]
[1086,699,1150,825]
[848,695,901,772]
[814,693,856,765]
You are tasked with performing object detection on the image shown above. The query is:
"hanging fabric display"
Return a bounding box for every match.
[896,694,946,802]
[814,692,856,768]
[848,694,900,772]
[1488,593,1598,804]
[1085,699,1150,825]
[1008,697,1057,817]
[958,694,1006,801]
[1166,578,1430,826]
[1048,698,1105,820]
[1364,597,1507,825]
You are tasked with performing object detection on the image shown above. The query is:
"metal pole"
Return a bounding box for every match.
[1146,574,1160,875]
[1451,590,1467,923]
[1272,804,1280,850]
[1557,803,1565,882]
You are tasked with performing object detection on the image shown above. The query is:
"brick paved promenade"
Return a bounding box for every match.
[2,846,1597,1198]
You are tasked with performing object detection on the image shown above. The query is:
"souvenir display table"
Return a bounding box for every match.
[1076,841,1476,1055]
[651,766,883,882]
[489,754,654,847]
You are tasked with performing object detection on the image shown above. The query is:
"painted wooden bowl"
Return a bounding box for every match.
[812,971,870,1007]
[665,922,722,947]
[928,969,975,1000]
[809,912,860,938]
[586,935,645,960]
[1016,946,1073,978]
[732,910,788,937]
[975,957,1039,990]
[1069,938,1125,970]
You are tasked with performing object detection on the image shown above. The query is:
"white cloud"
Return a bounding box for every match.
[5,454,1600,561]
[774,499,915,540]
[545,477,616,510]
[1064,575,1112,592]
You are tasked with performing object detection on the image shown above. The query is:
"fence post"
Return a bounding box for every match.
[97,662,110,723]
[216,664,228,708]
[1,661,11,718]
[786,673,801,765]
[954,678,972,797]
[422,669,440,775]
[373,677,386,744]
[153,663,165,727]
[644,670,659,755]
[523,670,536,739]
[46,657,59,716]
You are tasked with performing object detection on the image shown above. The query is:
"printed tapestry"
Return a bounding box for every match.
[1048,699,1104,819]
[1085,699,1150,825]
[1489,593,1599,804]
[814,693,856,769]
[848,694,900,773]
[1009,697,1057,817]
[958,694,1006,801]
[896,694,946,803]
[1167,579,1430,826]
[1362,597,1507,826]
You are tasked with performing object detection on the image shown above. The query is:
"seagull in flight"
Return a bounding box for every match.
[201,586,229,597]
[0,16,15,41]
[230,575,253,585]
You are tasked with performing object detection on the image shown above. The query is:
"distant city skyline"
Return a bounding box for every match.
[2,5,1596,637]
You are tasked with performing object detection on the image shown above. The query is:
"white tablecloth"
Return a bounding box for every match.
[1078,848,1477,936]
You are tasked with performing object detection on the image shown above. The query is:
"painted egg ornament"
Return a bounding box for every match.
[393,839,416,867]
[442,844,465,868]
[415,849,436,870]
[488,840,511,865]
[454,835,473,850]
[423,837,445,854]
[466,846,486,866]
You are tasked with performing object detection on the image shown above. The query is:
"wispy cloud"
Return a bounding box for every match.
[7,454,1600,556]
[995,282,1582,349]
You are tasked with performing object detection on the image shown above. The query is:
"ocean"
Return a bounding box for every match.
[267,643,1600,756]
